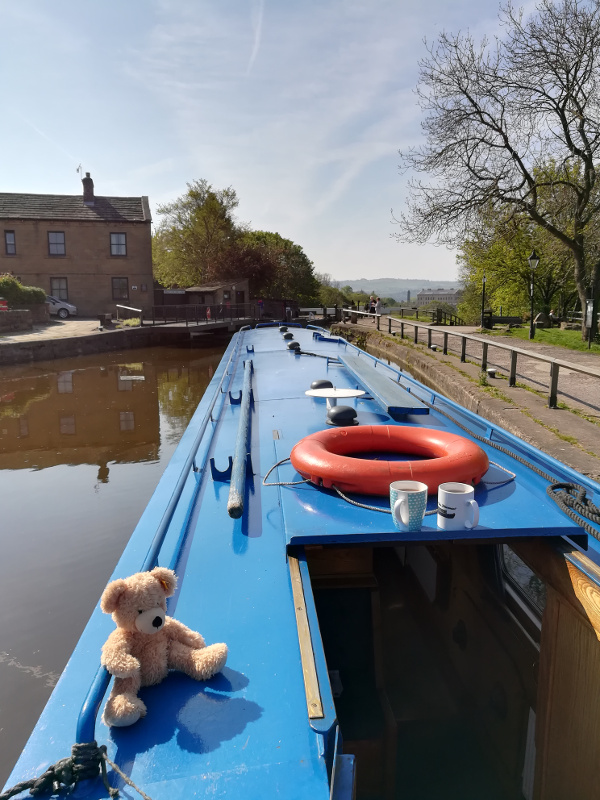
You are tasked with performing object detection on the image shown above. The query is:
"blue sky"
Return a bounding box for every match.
[2,0,506,283]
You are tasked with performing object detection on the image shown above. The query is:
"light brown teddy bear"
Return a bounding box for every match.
[100,566,228,727]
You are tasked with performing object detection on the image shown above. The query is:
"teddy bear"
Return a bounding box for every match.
[100,566,228,727]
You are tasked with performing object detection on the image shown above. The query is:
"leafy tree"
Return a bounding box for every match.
[394,0,600,337]
[221,231,320,304]
[153,180,319,305]
[153,179,241,287]
[318,284,350,307]
[457,209,577,323]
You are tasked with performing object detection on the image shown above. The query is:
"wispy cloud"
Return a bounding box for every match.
[246,0,265,77]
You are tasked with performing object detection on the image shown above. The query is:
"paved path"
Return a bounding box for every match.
[0,318,102,343]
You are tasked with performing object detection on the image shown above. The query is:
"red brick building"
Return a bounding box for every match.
[0,174,153,316]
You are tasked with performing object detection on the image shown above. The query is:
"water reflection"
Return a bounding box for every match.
[0,348,218,478]
[0,343,226,786]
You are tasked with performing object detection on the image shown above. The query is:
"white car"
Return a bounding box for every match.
[46,295,78,319]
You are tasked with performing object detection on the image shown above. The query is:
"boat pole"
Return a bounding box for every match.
[228,359,253,519]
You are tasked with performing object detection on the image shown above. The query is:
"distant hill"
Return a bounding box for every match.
[336,278,462,301]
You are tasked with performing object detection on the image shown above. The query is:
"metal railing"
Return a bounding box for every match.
[343,306,464,325]
[151,303,255,326]
[343,312,600,408]
[116,304,142,325]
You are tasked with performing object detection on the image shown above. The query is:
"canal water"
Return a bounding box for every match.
[0,341,227,785]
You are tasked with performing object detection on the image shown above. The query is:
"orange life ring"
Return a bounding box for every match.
[290,425,489,496]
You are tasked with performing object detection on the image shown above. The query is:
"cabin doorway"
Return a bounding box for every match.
[307,543,542,800]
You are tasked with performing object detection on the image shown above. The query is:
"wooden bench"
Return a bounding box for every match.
[339,354,429,418]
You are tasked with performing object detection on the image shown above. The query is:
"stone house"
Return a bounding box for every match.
[0,173,153,317]
[416,287,463,307]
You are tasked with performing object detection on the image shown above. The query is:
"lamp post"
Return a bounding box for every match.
[480,271,486,329]
[528,250,539,339]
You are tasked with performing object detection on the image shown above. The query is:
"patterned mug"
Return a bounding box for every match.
[389,480,429,532]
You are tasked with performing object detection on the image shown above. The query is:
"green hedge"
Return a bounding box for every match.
[0,275,46,307]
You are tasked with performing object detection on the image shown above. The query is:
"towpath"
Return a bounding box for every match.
[353,315,600,419]
[341,316,600,482]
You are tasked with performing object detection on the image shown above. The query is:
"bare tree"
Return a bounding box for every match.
[395,0,600,336]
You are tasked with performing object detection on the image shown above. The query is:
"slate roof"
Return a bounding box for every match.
[0,193,151,223]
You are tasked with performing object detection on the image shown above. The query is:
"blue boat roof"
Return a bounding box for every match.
[6,324,600,799]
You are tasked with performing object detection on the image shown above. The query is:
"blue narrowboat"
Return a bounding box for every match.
[4,324,600,800]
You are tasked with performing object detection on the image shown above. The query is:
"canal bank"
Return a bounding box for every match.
[0,319,205,365]
[332,322,600,482]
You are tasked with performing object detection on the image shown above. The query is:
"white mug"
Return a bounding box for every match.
[390,480,428,532]
[437,482,479,530]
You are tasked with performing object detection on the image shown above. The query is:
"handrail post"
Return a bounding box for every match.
[414,324,418,344]
[549,362,559,408]
[388,317,392,334]
[460,337,466,363]
[481,342,488,371]
[509,351,517,386]
[427,328,432,348]
[400,322,404,339]
[443,332,448,355]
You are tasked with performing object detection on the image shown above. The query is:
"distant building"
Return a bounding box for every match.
[0,173,153,316]
[416,287,463,307]
[155,280,249,313]
[406,290,411,303]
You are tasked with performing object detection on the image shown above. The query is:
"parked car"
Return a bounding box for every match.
[46,296,78,319]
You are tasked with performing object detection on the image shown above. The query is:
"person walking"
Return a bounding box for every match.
[375,297,382,316]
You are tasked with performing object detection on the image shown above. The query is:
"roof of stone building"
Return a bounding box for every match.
[0,193,151,222]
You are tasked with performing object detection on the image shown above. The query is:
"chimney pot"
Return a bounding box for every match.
[82,172,95,205]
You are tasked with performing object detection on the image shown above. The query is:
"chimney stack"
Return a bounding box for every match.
[82,172,95,205]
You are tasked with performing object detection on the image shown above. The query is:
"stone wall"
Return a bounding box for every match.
[0,309,33,333]
[0,326,191,366]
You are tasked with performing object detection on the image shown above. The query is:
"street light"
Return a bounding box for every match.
[528,249,540,339]
[480,271,486,329]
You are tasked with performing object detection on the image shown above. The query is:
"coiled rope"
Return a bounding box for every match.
[263,457,514,515]
[0,740,153,800]
[417,394,600,541]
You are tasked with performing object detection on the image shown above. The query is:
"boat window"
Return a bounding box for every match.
[501,545,546,636]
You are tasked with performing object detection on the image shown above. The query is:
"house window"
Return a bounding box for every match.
[48,231,65,256]
[57,371,74,394]
[4,231,16,255]
[59,415,76,435]
[110,233,127,256]
[50,277,68,301]
[120,411,135,431]
[112,277,129,301]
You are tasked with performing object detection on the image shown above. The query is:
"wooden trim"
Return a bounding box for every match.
[289,555,324,720]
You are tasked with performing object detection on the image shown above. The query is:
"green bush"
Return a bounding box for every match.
[0,274,46,307]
